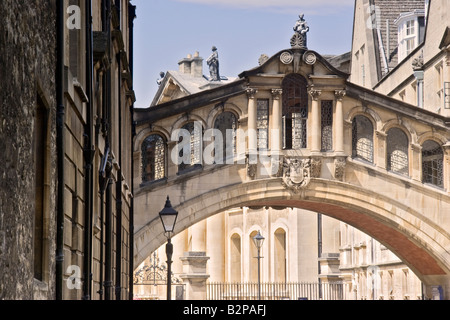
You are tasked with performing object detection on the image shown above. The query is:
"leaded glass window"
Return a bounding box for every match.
[282,74,308,150]
[387,128,409,176]
[179,122,202,172]
[422,140,443,188]
[257,99,269,151]
[352,115,374,163]
[321,100,333,152]
[142,134,165,183]
[214,112,237,162]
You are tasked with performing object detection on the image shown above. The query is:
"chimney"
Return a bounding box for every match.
[178,53,192,74]
[178,52,203,77]
[191,51,203,78]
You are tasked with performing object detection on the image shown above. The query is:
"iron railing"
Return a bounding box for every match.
[207,282,345,300]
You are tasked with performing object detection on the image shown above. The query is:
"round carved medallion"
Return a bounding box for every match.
[303,51,317,65]
[280,51,294,65]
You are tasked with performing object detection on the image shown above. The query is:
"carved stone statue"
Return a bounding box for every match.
[291,14,309,49]
[207,46,220,81]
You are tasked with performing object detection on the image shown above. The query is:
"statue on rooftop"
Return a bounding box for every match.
[207,46,220,81]
[291,14,309,49]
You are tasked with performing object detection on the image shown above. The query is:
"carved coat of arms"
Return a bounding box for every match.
[282,158,311,192]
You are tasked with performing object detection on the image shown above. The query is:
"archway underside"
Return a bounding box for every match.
[254,199,446,278]
[135,179,450,286]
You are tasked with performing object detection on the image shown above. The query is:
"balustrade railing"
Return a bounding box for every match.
[207,281,345,300]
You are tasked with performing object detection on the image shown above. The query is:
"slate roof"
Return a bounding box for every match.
[371,0,426,77]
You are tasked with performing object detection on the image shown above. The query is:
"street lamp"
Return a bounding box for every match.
[159,196,178,300]
[252,231,265,300]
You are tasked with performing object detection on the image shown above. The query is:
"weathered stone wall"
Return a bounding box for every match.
[0,1,56,300]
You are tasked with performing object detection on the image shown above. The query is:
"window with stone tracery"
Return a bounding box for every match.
[387,128,409,176]
[178,122,202,172]
[142,134,166,183]
[282,74,308,150]
[422,140,443,188]
[214,111,237,162]
[257,99,269,151]
[321,100,333,152]
[352,115,374,163]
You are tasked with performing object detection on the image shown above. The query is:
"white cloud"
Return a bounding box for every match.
[173,0,354,14]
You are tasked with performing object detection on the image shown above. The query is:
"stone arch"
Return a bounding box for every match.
[170,113,207,134]
[134,125,171,153]
[382,118,418,145]
[134,178,450,288]
[417,131,448,146]
[206,103,243,129]
[346,105,382,132]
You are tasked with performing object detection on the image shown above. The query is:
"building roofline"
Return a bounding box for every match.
[238,48,350,80]
[134,78,247,125]
[346,81,450,129]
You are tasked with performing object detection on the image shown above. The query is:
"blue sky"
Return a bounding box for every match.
[131,0,355,108]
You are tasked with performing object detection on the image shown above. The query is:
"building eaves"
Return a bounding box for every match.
[135,78,247,125]
[346,81,449,130]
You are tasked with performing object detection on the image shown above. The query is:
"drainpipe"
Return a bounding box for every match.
[115,50,123,301]
[114,0,123,301]
[104,166,113,300]
[104,0,113,301]
[128,2,137,301]
[98,146,111,300]
[56,0,65,301]
[82,0,95,300]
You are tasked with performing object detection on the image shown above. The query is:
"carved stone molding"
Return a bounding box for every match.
[303,51,317,65]
[246,155,257,179]
[271,89,283,99]
[334,157,346,181]
[247,164,257,179]
[308,87,322,101]
[272,158,283,178]
[280,51,294,65]
[246,88,258,99]
[310,157,322,178]
[282,158,311,192]
[335,90,346,101]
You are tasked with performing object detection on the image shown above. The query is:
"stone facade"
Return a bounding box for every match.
[133,42,450,300]
[0,0,57,300]
[0,0,136,300]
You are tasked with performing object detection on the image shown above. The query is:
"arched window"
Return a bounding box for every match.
[274,228,287,282]
[178,122,203,172]
[230,234,241,283]
[422,140,443,188]
[387,128,409,176]
[214,111,237,162]
[352,115,374,163]
[141,134,165,183]
[282,74,308,150]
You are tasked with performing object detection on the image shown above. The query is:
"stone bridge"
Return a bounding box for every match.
[133,48,450,298]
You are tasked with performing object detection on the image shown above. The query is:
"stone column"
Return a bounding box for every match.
[246,88,258,156]
[271,89,283,154]
[309,87,322,153]
[334,90,346,155]
[443,142,450,191]
[411,143,422,182]
[375,131,387,170]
